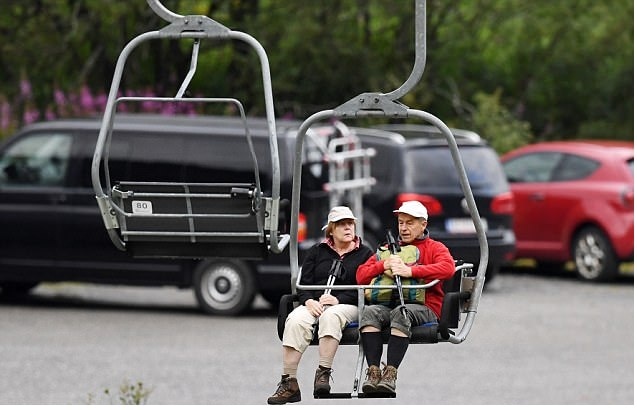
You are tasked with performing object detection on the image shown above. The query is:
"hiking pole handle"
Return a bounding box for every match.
[386,229,408,318]
[386,228,401,254]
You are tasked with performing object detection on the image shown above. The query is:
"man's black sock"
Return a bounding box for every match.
[387,334,409,368]
[361,332,383,367]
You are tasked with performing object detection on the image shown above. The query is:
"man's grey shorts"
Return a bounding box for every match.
[359,304,438,337]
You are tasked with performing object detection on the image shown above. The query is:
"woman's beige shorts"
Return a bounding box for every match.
[282,303,358,353]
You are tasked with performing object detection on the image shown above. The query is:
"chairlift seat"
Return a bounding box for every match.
[111,181,268,259]
[277,260,474,345]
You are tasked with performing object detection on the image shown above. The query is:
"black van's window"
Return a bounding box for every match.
[81,130,276,188]
[405,146,508,192]
[126,133,186,182]
[0,133,72,187]
[183,134,272,186]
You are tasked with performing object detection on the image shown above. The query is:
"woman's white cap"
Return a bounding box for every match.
[322,206,357,230]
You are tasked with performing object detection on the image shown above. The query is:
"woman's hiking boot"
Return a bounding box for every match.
[313,366,333,397]
[267,375,301,405]
[376,365,398,394]
[361,365,382,393]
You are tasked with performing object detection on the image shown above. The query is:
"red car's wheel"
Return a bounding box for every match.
[572,226,618,282]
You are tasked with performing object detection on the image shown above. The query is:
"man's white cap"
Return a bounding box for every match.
[393,200,428,220]
[322,206,357,230]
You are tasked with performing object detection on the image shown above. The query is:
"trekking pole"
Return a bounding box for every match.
[386,229,408,319]
[311,259,344,338]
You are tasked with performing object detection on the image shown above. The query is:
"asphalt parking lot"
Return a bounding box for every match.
[0,269,633,405]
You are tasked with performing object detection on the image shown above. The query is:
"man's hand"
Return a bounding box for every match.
[388,254,413,278]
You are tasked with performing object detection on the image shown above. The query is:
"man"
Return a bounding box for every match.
[356,200,455,394]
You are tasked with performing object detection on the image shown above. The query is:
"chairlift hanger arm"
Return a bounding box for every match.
[383,0,427,102]
[333,0,425,118]
[147,0,181,23]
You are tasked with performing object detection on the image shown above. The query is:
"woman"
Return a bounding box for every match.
[267,206,374,404]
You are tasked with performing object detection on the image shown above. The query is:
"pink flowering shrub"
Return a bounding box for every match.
[0,79,202,139]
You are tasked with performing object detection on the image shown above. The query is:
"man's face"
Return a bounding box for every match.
[397,213,427,243]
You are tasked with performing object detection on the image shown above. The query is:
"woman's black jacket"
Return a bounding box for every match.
[297,238,374,306]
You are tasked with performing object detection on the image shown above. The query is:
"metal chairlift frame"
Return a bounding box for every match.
[91,0,289,258]
[285,0,489,398]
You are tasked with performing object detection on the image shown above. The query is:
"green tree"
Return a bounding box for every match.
[0,0,632,145]
[470,89,532,154]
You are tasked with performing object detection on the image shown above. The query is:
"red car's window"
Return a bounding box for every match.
[551,153,599,181]
[503,152,561,183]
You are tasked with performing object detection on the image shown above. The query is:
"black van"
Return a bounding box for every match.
[0,114,319,315]
[0,114,514,315]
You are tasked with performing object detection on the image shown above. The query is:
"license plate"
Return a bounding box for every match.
[445,218,487,234]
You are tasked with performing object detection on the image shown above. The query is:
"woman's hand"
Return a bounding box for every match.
[318,293,338,307]
[305,298,324,317]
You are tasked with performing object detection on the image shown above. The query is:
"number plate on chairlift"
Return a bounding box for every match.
[445,218,487,234]
[132,200,153,214]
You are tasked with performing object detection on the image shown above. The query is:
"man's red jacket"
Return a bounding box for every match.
[356,235,455,318]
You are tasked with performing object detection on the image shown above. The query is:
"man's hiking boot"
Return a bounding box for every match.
[267,375,301,405]
[313,366,333,397]
[361,365,382,394]
[376,365,398,394]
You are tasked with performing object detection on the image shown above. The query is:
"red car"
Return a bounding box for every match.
[501,140,633,282]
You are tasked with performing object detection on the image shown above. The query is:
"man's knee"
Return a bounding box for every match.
[390,307,411,326]
[360,305,389,330]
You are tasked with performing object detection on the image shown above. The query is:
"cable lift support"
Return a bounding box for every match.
[278,0,489,399]
[91,0,289,259]
[305,120,377,242]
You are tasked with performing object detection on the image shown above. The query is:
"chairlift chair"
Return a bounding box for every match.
[91,0,289,259]
[278,0,490,399]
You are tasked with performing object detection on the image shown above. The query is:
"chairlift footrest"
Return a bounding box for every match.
[110,181,269,258]
[313,391,397,399]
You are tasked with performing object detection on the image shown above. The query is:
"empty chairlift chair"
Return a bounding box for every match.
[91,0,289,259]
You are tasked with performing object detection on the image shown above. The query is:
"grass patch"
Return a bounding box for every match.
[86,380,153,405]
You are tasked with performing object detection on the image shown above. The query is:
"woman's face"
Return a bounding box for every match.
[331,219,356,244]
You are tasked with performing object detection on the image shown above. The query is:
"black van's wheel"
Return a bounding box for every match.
[572,226,618,282]
[193,260,256,316]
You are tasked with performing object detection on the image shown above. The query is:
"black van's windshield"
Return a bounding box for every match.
[404,145,509,192]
